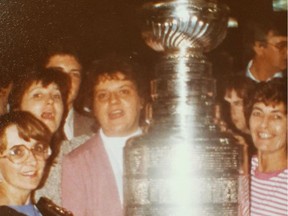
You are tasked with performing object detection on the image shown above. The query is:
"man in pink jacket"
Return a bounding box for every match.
[61,54,149,216]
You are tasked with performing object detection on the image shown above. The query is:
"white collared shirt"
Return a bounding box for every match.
[64,108,74,141]
[100,128,143,205]
[246,60,283,82]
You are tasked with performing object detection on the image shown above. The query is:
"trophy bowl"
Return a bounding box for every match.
[141,0,230,53]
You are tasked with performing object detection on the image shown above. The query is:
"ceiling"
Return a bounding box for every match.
[0,0,286,77]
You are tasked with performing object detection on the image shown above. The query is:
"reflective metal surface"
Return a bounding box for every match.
[124,0,248,215]
[141,0,229,52]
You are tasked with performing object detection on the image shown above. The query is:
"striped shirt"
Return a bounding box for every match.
[251,156,288,216]
[239,175,250,216]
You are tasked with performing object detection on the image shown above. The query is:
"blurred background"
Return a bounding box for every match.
[0,0,287,78]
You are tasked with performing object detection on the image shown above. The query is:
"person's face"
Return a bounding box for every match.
[249,102,287,154]
[0,83,12,115]
[0,125,46,193]
[46,54,82,108]
[20,82,64,133]
[93,72,143,137]
[258,31,287,72]
[224,89,249,134]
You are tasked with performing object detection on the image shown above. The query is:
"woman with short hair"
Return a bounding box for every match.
[244,78,287,215]
[0,111,52,215]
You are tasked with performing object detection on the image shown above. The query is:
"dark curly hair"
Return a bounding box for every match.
[84,53,150,127]
[244,78,287,125]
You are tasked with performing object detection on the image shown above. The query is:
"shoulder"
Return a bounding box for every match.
[61,134,91,155]
[278,168,288,178]
[65,133,102,160]
[62,133,104,174]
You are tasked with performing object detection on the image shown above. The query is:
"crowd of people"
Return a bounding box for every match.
[0,17,287,216]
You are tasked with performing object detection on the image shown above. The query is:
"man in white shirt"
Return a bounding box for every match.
[43,45,96,140]
[244,20,287,82]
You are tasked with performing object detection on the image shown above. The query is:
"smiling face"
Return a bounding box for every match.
[46,54,82,109]
[0,125,46,193]
[93,72,143,137]
[20,82,64,133]
[249,102,287,154]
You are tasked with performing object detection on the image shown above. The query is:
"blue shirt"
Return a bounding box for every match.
[9,204,42,216]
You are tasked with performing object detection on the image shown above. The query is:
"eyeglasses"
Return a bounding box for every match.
[266,41,287,52]
[0,143,51,164]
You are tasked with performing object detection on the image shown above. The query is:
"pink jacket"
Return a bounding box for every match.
[61,133,123,216]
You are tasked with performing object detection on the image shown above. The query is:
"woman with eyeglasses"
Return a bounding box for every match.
[0,111,52,215]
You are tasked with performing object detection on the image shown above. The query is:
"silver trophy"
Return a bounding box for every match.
[124,0,249,215]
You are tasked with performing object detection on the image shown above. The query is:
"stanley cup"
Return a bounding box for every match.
[124,0,249,215]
